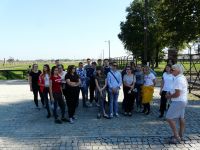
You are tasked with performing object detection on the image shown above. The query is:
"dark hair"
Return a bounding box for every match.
[79,62,83,65]
[163,64,172,73]
[57,64,64,69]
[67,65,76,75]
[97,59,102,61]
[96,66,103,76]
[103,58,109,61]
[87,58,91,61]
[51,66,58,76]
[91,62,97,65]
[43,64,50,75]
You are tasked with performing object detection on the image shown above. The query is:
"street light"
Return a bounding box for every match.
[105,40,111,60]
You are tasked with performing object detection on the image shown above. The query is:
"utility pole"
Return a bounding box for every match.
[105,40,111,60]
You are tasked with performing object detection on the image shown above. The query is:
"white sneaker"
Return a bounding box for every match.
[115,113,119,117]
[69,118,74,124]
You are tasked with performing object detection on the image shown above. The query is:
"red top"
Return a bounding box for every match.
[50,75,62,93]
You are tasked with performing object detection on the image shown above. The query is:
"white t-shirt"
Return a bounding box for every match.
[144,72,156,86]
[162,72,174,92]
[44,74,50,87]
[171,74,188,102]
[60,71,67,83]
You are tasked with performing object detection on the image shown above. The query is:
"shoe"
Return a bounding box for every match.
[145,111,150,115]
[95,102,100,107]
[97,113,101,119]
[124,112,128,116]
[128,112,132,116]
[168,136,181,144]
[88,103,93,107]
[72,116,77,120]
[141,109,146,113]
[46,114,51,118]
[109,114,113,119]
[61,117,68,122]
[69,118,74,124]
[114,113,119,117]
[55,119,62,124]
[103,114,109,119]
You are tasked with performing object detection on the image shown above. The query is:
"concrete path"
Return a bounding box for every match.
[0,80,200,150]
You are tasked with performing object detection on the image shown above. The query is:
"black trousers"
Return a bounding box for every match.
[89,78,97,103]
[32,86,44,107]
[123,86,135,113]
[65,87,80,118]
[43,87,51,115]
[160,91,167,116]
[53,92,65,119]
[143,103,150,113]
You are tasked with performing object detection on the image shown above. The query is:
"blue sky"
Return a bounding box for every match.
[0,0,132,60]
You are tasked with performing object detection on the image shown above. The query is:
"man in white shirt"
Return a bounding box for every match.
[166,64,188,144]
[107,62,122,118]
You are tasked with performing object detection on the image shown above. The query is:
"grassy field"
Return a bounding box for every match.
[0,61,199,79]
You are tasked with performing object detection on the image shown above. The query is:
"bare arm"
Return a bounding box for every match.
[28,75,32,91]
[49,80,54,100]
[166,89,180,99]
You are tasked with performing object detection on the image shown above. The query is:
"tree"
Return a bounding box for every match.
[157,0,200,48]
[118,0,165,65]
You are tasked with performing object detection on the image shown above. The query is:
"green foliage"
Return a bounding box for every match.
[157,0,200,48]
[118,0,200,64]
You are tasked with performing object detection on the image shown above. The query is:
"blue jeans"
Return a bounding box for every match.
[109,90,119,115]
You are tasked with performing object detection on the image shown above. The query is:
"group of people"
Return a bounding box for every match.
[28,59,188,144]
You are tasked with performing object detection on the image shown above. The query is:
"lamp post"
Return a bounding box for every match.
[105,40,111,60]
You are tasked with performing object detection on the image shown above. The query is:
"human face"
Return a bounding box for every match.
[54,68,59,75]
[33,65,38,71]
[87,59,91,65]
[79,63,83,68]
[112,63,117,70]
[43,66,47,72]
[72,67,76,73]
[104,60,109,66]
[171,68,179,76]
[165,66,171,73]
[137,65,142,71]
[143,67,149,74]
[58,66,63,73]
[96,69,101,75]
[126,67,131,74]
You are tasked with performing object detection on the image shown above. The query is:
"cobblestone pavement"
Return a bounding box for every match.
[0,80,200,150]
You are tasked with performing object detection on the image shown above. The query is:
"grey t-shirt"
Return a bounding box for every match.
[135,71,144,84]
[123,74,136,86]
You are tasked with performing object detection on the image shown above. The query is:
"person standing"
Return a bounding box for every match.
[107,62,122,118]
[123,66,136,116]
[87,62,97,107]
[84,58,92,103]
[49,66,67,124]
[38,64,51,118]
[65,65,81,124]
[134,64,144,112]
[76,62,88,107]
[95,66,109,119]
[165,64,188,144]
[142,66,156,115]
[29,64,44,108]
[159,64,174,118]
[58,64,67,98]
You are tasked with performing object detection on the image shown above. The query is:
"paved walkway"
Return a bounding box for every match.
[0,80,200,150]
